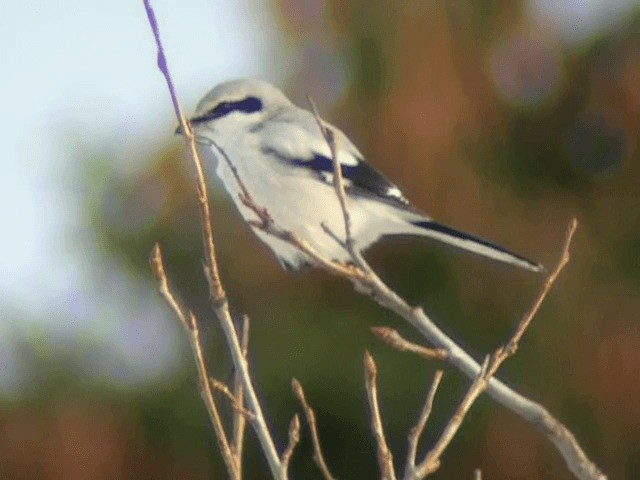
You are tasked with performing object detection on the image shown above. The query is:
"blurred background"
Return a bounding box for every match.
[1,0,639,478]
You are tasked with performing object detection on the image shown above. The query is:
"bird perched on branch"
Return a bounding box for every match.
[180,79,542,273]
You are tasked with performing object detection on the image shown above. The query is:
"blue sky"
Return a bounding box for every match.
[0,1,280,312]
[0,0,283,393]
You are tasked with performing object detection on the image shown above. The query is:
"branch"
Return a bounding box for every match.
[405,371,444,475]
[142,0,223,304]
[303,102,604,479]
[402,219,581,479]
[280,415,301,474]
[371,327,449,361]
[143,3,285,478]
[307,97,373,273]
[410,357,492,478]
[364,352,397,480]
[211,378,256,422]
[232,315,251,472]
[150,245,239,479]
[219,95,603,478]
[291,379,337,480]
[499,218,578,361]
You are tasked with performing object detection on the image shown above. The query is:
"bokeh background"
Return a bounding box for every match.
[1,1,639,478]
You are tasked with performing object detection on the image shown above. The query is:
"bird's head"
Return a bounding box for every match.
[177,79,292,143]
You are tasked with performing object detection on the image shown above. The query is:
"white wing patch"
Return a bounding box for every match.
[386,187,408,204]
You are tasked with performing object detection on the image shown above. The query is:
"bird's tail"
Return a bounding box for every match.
[410,220,543,273]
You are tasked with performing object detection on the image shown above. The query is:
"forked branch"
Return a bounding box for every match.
[292,379,337,480]
[150,245,239,479]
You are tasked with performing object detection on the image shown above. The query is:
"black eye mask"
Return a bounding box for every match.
[191,96,263,124]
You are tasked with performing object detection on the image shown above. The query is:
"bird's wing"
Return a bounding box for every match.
[258,111,411,208]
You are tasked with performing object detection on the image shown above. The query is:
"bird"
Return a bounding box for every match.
[181,78,543,273]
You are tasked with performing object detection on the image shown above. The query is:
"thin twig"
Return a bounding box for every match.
[307,97,352,247]
[371,327,449,361]
[211,378,256,422]
[405,218,581,479]
[500,218,578,360]
[200,142,284,477]
[150,245,239,478]
[410,358,491,478]
[307,97,373,272]
[142,0,223,303]
[150,244,189,329]
[143,4,284,478]
[364,351,397,480]
[291,379,337,480]
[232,315,250,472]
[281,415,301,475]
[477,219,578,386]
[405,371,444,474]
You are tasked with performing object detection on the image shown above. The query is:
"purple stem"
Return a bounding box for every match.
[142,0,184,122]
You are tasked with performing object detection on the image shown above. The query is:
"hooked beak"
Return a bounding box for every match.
[174,120,213,146]
[175,116,205,136]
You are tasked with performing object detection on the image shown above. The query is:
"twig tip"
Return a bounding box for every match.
[364,350,377,375]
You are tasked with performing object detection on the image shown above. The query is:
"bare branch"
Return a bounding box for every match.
[142,0,223,304]
[371,327,449,361]
[211,378,257,422]
[291,379,337,480]
[405,371,444,474]
[357,221,602,480]
[281,415,301,475]
[143,4,284,478]
[364,352,397,480]
[150,245,239,478]
[404,218,584,479]
[307,97,352,247]
[499,218,578,361]
[232,315,251,472]
[150,244,189,329]
[307,97,374,272]
[411,357,492,479]
[306,97,601,478]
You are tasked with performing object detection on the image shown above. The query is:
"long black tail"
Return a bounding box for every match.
[411,220,543,273]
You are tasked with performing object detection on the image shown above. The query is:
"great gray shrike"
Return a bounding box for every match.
[183,79,542,273]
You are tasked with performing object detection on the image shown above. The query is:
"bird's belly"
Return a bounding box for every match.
[216,159,365,264]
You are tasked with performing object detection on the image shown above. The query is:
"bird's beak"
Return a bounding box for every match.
[174,120,213,146]
[175,118,204,136]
